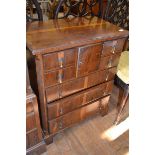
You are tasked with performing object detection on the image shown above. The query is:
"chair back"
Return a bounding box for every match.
[26,0,43,22]
[53,0,103,19]
[104,0,129,30]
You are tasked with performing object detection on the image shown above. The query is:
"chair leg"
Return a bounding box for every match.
[114,89,129,125]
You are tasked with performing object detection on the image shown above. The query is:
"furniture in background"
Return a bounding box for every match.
[104,0,129,124]
[26,16,128,144]
[26,0,43,22]
[26,66,46,155]
[114,51,129,125]
[105,0,129,49]
[52,0,103,19]
[105,0,129,30]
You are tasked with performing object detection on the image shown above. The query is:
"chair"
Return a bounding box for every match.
[104,0,129,125]
[104,0,129,30]
[26,0,43,22]
[52,0,104,19]
[114,51,129,125]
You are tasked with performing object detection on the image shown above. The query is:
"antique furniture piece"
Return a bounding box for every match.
[26,17,128,144]
[53,0,103,19]
[26,0,43,22]
[105,0,129,30]
[114,51,129,125]
[26,66,46,154]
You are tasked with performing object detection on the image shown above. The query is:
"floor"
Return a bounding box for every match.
[42,85,129,155]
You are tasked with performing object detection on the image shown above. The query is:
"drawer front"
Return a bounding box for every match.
[77,43,102,77]
[47,81,113,120]
[102,38,126,56]
[45,85,59,103]
[47,93,84,120]
[44,66,76,88]
[99,53,121,70]
[45,68,116,102]
[48,95,110,134]
[61,77,85,97]
[26,130,40,149]
[43,48,77,71]
[26,112,36,132]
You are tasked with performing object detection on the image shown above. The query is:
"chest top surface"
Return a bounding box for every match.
[26,17,128,55]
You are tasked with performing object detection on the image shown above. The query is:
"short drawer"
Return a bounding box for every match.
[48,95,110,134]
[47,81,113,120]
[44,66,76,88]
[102,38,126,56]
[26,112,36,132]
[43,48,77,71]
[99,53,121,70]
[26,129,40,149]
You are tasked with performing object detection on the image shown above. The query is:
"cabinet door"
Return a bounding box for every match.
[77,43,102,77]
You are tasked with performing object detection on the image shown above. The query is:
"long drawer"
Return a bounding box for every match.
[47,81,113,120]
[45,67,116,103]
[48,95,110,135]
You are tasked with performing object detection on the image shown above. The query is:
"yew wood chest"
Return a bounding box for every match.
[26,17,128,144]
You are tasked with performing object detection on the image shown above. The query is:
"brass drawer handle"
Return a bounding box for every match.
[59,120,63,129]
[57,70,64,83]
[58,57,64,68]
[108,58,112,68]
[78,61,83,65]
[106,72,109,81]
[111,46,116,54]
[59,108,63,115]
[98,101,103,111]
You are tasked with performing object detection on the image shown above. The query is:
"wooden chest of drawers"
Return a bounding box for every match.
[26,17,128,144]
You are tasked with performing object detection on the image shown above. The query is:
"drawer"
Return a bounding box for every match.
[77,43,102,77]
[99,53,121,70]
[62,68,116,97]
[45,68,116,102]
[47,81,113,120]
[26,129,40,149]
[48,95,110,134]
[45,85,59,103]
[61,77,85,97]
[43,48,77,71]
[102,38,126,56]
[44,66,76,88]
[26,112,36,132]
[87,67,117,88]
